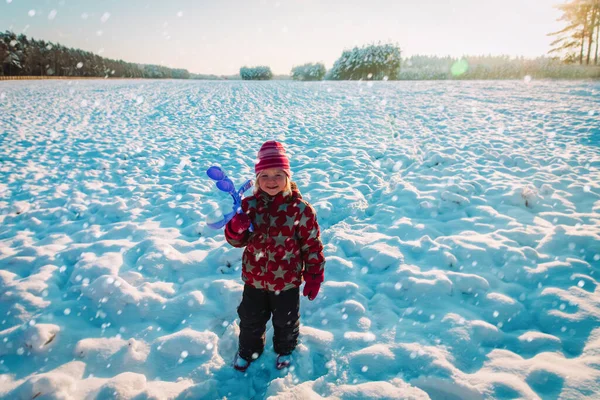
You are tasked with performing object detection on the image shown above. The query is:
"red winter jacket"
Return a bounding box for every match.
[224,183,325,292]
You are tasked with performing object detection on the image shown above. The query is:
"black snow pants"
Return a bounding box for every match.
[237,284,300,362]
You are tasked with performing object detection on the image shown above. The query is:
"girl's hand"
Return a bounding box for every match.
[229,213,251,234]
[303,280,321,301]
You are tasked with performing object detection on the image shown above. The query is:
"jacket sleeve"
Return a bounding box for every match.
[297,202,325,283]
[224,200,251,248]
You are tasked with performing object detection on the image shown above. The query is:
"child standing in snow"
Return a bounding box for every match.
[224,140,326,372]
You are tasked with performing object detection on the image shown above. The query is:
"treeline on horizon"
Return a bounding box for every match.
[238,51,600,81]
[1,31,190,79]
[397,54,600,80]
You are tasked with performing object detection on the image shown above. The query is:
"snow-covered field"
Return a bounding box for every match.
[0,79,599,399]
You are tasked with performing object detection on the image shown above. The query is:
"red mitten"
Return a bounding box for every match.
[303,273,323,301]
[303,281,320,301]
[228,213,251,234]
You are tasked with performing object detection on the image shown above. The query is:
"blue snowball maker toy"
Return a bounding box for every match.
[206,166,254,231]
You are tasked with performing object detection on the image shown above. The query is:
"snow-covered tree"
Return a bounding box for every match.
[240,66,273,80]
[291,63,326,81]
[327,43,402,80]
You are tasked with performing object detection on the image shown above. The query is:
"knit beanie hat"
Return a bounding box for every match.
[255,141,291,177]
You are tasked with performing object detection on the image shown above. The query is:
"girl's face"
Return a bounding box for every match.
[257,168,288,196]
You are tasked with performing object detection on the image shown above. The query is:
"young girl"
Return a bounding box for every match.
[224,140,326,372]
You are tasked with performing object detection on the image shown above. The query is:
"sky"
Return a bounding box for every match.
[0,0,565,75]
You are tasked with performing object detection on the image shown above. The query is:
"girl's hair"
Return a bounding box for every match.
[254,172,292,195]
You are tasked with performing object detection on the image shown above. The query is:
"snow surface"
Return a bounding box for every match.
[0,79,599,399]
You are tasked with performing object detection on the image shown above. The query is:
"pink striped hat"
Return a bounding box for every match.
[255,141,291,177]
